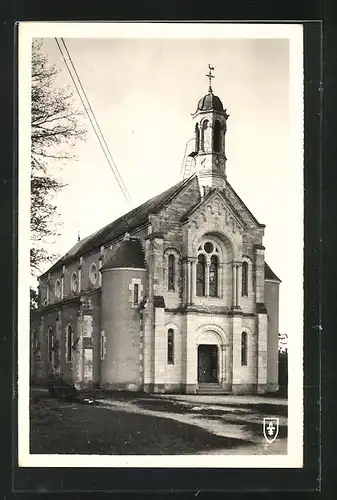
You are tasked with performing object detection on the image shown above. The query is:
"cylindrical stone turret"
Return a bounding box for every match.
[100,234,148,390]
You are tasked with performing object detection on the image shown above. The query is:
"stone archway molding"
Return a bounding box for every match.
[196,324,228,346]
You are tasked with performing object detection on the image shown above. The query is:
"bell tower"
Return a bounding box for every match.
[192,65,229,192]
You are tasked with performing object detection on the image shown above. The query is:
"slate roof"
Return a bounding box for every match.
[195,93,225,113]
[264,262,281,282]
[41,173,279,283]
[101,237,147,270]
[42,175,194,276]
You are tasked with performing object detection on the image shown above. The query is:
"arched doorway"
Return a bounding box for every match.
[196,326,228,386]
[198,344,218,383]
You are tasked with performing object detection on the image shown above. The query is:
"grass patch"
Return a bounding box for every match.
[30,391,251,455]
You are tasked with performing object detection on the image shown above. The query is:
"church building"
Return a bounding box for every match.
[30,68,281,395]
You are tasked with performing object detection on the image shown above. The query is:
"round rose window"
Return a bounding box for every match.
[89,263,98,285]
[204,242,214,254]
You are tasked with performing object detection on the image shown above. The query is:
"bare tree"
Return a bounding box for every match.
[30,39,86,300]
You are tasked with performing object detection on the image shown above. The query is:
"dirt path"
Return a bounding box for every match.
[98,397,287,455]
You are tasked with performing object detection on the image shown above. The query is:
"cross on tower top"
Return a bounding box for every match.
[206,64,215,93]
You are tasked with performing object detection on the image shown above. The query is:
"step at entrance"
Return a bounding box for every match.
[196,383,225,395]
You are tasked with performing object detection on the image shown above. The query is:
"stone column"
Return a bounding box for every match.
[183,258,189,305]
[232,262,237,307]
[236,263,241,308]
[142,301,153,392]
[73,312,83,390]
[190,259,197,304]
[254,244,265,304]
[153,305,166,392]
[218,263,224,299]
[232,314,244,394]
[183,315,198,394]
[257,307,268,394]
[220,344,227,386]
[205,262,210,297]
[144,233,165,392]
[187,259,192,304]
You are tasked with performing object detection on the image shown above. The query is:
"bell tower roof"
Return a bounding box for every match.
[184,65,230,192]
[196,93,224,113]
[192,64,228,116]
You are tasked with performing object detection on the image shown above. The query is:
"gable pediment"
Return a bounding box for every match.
[181,188,245,234]
[224,182,265,229]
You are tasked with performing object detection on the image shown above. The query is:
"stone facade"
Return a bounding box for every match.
[30,85,281,395]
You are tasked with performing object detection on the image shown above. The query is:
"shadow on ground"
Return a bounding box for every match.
[30,391,253,455]
[130,398,287,419]
[201,415,288,439]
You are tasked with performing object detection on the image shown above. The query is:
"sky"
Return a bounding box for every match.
[28,26,303,339]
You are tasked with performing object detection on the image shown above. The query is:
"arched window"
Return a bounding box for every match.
[133,283,139,305]
[196,254,206,296]
[67,325,73,362]
[48,327,53,362]
[168,254,175,291]
[195,123,200,152]
[242,261,248,296]
[209,255,218,297]
[54,279,61,299]
[201,120,209,151]
[167,328,174,364]
[241,331,248,366]
[213,120,221,152]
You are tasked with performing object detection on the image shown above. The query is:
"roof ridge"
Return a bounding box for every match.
[40,175,196,277]
[225,181,265,228]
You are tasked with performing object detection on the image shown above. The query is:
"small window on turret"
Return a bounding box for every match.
[201,120,209,151]
[213,120,221,152]
[195,123,200,152]
[133,283,139,305]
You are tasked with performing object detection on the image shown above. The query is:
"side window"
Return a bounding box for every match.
[48,327,53,362]
[167,328,174,364]
[209,255,219,297]
[66,325,73,362]
[241,331,248,366]
[242,261,248,296]
[71,271,78,294]
[54,279,61,299]
[133,283,139,305]
[196,254,206,296]
[168,254,175,291]
[89,263,98,286]
[129,278,143,306]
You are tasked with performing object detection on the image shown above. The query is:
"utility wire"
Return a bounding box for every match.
[60,38,131,204]
[55,38,132,206]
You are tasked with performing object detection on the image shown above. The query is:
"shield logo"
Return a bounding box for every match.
[263,417,279,443]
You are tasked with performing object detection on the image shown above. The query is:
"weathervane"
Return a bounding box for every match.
[206,64,215,93]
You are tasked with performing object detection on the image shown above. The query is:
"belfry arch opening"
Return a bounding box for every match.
[213,120,221,152]
[200,120,209,151]
[195,123,200,152]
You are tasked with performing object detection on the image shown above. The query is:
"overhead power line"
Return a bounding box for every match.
[55,37,132,206]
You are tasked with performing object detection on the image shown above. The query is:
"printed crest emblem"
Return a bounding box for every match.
[263,417,279,443]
